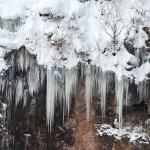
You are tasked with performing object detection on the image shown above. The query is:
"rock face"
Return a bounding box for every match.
[0,48,150,149]
[1,0,150,149]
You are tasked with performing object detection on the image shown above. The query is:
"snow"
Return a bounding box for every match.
[95,123,150,144]
[132,62,150,83]
[38,0,67,17]
[0,0,149,80]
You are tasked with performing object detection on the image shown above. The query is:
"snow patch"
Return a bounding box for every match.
[95,123,150,144]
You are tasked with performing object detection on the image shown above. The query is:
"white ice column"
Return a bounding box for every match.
[85,65,95,120]
[65,67,77,115]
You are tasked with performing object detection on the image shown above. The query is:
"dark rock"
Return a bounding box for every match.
[143,27,149,32]
[132,101,148,112]
[39,13,50,17]
[124,41,134,55]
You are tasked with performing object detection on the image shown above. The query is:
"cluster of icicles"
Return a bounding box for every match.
[46,65,131,131]
[0,48,45,124]
[0,48,149,132]
[0,18,21,32]
[35,64,150,131]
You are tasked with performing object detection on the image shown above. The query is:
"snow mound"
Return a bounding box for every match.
[38,0,67,18]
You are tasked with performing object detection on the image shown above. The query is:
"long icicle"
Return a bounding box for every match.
[85,65,95,120]
[65,67,77,115]
[98,71,110,120]
[115,77,124,129]
[47,68,54,131]
[115,76,129,129]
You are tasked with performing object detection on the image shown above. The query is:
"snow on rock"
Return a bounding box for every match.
[38,0,67,17]
[0,0,150,81]
[0,0,25,19]
[95,123,150,144]
[132,62,150,84]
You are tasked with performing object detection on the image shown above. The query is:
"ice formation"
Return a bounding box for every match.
[15,79,23,106]
[0,18,21,32]
[46,68,58,131]
[115,76,129,129]
[85,65,95,119]
[46,66,77,130]
[97,70,110,119]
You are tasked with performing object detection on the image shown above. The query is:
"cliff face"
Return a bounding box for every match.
[0,49,149,149]
[1,0,150,149]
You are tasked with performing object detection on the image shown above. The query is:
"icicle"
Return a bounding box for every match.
[15,79,23,106]
[28,65,40,96]
[135,49,140,67]
[81,63,85,79]
[97,71,110,120]
[6,82,13,103]
[115,76,129,129]
[23,90,28,108]
[40,68,45,87]
[0,77,5,93]
[0,18,21,32]
[65,67,77,115]
[124,78,129,109]
[25,51,29,71]
[137,80,148,101]
[140,47,147,64]
[18,51,24,72]
[46,67,58,131]
[115,77,124,129]
[85,65,95,120]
